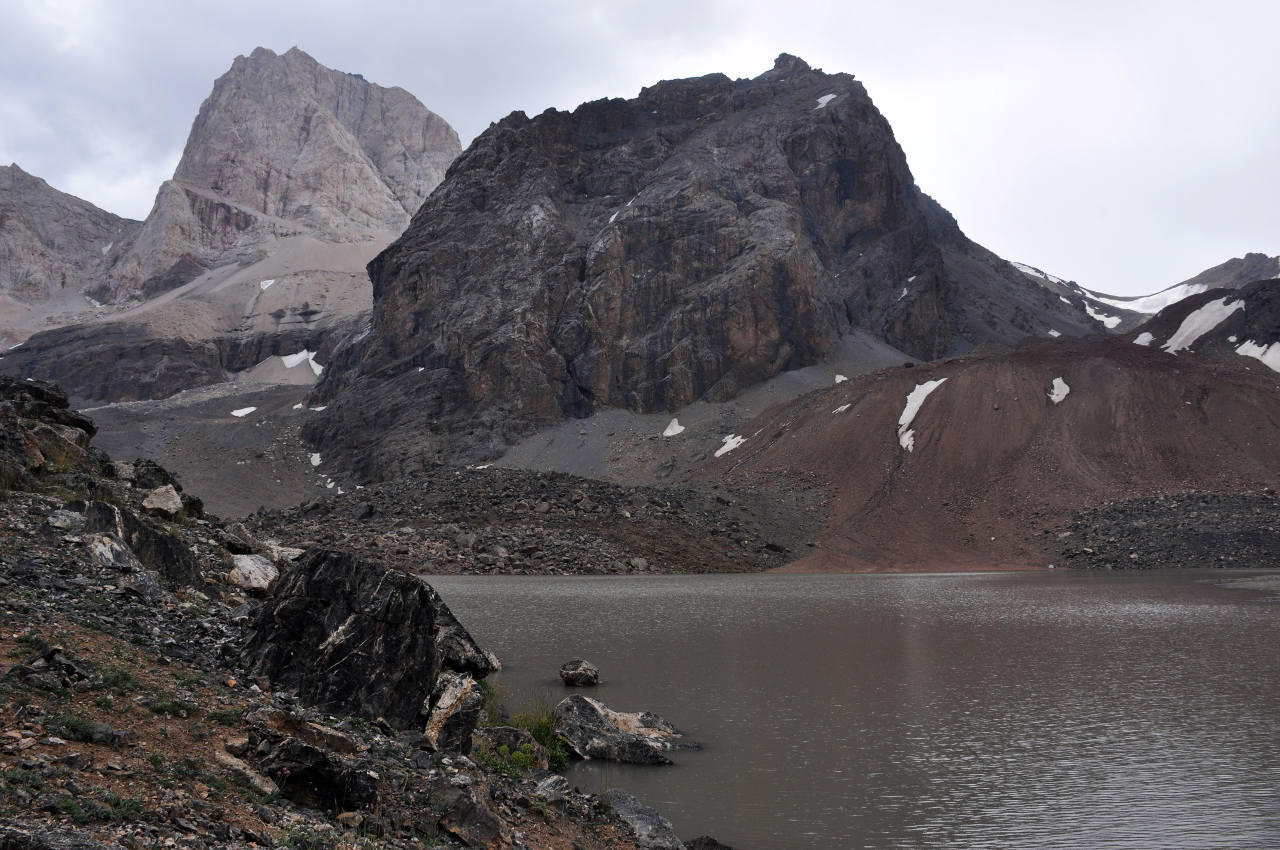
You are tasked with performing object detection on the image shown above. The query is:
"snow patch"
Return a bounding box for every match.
[259,279,276,291]
[291,402,303,410]
[1236,340,1280,373]
[897,287,908,301]
[1013,262,1067,285]
[897,378,948,452]
[609,211,618,224]
[815,94,837,109]
[280,349,324,377]
[1059,296,1072,306]
[662,418,685,437]
[1083,302,1122,329]
[907,275,917,283]
[100,242,112,255]
[230,407,256,418]
[1047,329,1061,338]
[1228,335,1238,343]
[309,453,322,467]
[1048,377,1070,404]
[309,406,327,412]
[834,374,848,384]
[714,434,746,458]
[1091,283,1208,315]
[1133,332,1155,346]
[1161,297,1243,353]
[833,403,851,414]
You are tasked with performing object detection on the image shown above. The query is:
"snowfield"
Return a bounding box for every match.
[1236,340,1280,373]
[1048,377,1070,404]
[1161,297,1244,353]
[662,418,686,437]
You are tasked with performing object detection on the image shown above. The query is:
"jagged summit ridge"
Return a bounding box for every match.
[306,54,1098,479]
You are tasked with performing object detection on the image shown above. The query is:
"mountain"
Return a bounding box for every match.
[304,54,1101,480]
[0,164,141,345]
[1,47,460,403]
[688,329,1280,571]
[1129,278,1280,371]
[1084,252,1280,320]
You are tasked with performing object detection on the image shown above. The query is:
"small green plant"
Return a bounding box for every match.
[510,706,570,773]
[188,722,211,741]
[93,695,113,711]
[4,768,44,790]
[475,742,540,778]
[148,696,198,717]
[147,754,164,770]
[98,666,138,693]
[45,712,97,743]
[15,632,46,651]
[207,708,242,726]
[344,715,375,735]
[282,829,329,849]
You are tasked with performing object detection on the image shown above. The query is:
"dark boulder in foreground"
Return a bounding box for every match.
[555,694,697,765]
[607,789,686,850]
[241,548,495,728]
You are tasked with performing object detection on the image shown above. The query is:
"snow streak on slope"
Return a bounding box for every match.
[1048,377,1070,404]
[897,378,948,452]
[1090,283,1209,315]
[1236,340,1280,373]
[1162,298,1244,353]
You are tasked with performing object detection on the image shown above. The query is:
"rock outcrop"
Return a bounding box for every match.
[554,694,697,765]
[560,658,600,686]
[240,548,495,728]
[305,54,1099,478]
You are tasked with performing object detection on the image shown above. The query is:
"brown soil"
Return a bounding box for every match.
[697,338,1280,572]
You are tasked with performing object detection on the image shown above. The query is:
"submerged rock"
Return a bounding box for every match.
[554,694,697,765]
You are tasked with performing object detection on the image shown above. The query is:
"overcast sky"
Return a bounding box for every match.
[2,0,1277,296]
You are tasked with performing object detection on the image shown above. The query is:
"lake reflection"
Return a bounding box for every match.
[430,571,1280,849]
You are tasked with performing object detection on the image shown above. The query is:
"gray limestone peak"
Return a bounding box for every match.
[174,46,458,235]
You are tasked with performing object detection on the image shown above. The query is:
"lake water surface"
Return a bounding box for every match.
[430,571,1280,849]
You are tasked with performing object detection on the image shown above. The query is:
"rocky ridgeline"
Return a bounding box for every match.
[1049,491,1279,569]
[248,465,822,576]
[0,380,728,848]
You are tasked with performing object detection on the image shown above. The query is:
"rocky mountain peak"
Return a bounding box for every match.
[305,56,1099,480]
[173,45,458,238]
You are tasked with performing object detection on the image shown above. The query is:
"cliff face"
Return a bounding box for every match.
[100,46,461,302]
[306,54,1097,479]
[2,48,461,403]
[0,165,141,311]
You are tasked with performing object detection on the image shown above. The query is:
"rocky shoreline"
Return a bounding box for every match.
[0,378,735,849]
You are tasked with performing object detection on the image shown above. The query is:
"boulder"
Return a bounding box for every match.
[227,554,278,593]
[240,548,493,728]
[554,695,697,765]
[559,658,599,686]
[85,533,143,572]
[79,500,200,586]
[142,484,183,518]
[606,789,686,850]
[438,787,515,850]
[423,672,483,754]
[254,738,379,811]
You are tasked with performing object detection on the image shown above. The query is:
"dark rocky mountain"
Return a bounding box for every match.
[1128,278,1280,371]
[305,54,1100,480]
[1,47,460,404]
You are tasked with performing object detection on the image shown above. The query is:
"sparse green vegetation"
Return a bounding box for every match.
[148,696,198,717]
[207,707,242,726]
[510,706,569,772]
